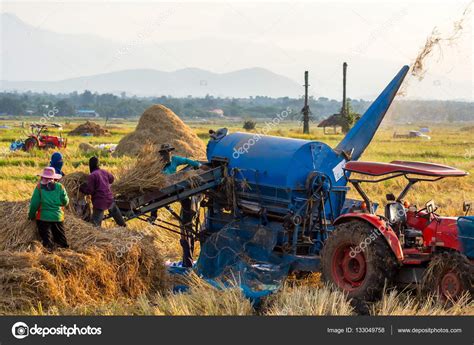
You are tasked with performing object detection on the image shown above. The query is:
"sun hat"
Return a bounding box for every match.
[37,167,62,181]
[159,143,175,152]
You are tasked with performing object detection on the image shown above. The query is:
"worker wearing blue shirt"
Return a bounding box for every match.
[149,143,203,267]
[162,154,201,175]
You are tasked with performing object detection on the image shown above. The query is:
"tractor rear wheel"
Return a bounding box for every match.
[321,220,397,301]
[24,138,37,151]
[423,251,473,302]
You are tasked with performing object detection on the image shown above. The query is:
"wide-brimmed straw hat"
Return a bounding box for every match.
[37,167,62,180]
[158,143,175,153]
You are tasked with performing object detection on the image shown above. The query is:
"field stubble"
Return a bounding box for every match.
[0,120,472,315]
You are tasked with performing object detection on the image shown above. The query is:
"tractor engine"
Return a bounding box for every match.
[402,228,424,249]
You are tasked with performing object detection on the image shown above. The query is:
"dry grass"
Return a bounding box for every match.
[112,143,202,198]
[60,172,92,219]
[0,201,168,313]
[263,285,354,315]
[152,273,253,316]
[78,142,96,153]
[11,280,474,316]
[0,120,472,316]
[61,172,89,197]
[371,289,474,315]
[114,105,206,158]
[22,274,253,316]
[60,171,90,214]
[112,144,167,197]
[69,121,109,136]
[410,3,470,81]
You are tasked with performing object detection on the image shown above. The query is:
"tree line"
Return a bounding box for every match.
[0,91,472,123]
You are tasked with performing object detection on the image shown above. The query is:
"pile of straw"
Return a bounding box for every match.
[112,144,202,200]
[69,121,109,136]
[114,105,206,158]
[78,142,96,153]
[0,201,168,312]
[61,172,89,200]
[112,145,166,197]
[61,172,91,219]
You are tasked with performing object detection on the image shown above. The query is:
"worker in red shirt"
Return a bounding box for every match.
[80,156,125,227]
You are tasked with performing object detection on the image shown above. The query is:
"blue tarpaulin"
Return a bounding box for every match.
[9,141,24,151]
[195,220,294,301]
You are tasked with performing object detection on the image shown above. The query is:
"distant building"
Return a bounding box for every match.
[209,108,224,117]
[76,109,99,117]
[318,114,342,134]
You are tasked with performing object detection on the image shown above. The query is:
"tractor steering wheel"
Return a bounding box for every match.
[415,200,438,218]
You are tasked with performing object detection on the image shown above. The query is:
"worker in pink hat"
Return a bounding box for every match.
[28,167,70,250]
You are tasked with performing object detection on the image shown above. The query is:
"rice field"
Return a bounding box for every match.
[0,117,473,315]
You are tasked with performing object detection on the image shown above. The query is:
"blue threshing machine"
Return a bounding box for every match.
[116,65,411,295]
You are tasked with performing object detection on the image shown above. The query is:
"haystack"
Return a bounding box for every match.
[61,172,89,200]
[69,121,109,136]
[113,145,166,197]
[112,144,201,199]
[61,172,92,220]
[78,142,96,153]
[0,201,168,312]
[114,105,206,158]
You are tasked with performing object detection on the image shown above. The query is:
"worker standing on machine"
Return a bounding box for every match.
[148,143,202,268]
[80,156,126,227]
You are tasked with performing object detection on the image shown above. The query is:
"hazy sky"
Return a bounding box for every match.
[1,0,473,99]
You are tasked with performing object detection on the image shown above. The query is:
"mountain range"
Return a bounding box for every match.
[1,12,471,99]
[1,67,302,98]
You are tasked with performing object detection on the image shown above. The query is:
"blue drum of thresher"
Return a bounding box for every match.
[207,133,348,218]
[197,65,409,295]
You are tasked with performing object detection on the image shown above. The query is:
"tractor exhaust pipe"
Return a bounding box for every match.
[336,65,409,161]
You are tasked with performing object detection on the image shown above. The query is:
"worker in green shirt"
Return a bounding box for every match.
[28,167,70,250]
[148,143,203,267]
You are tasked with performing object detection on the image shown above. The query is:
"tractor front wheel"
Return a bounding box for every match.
[321,220,397,301]
[24,138,37,151]
[423,251,473,302]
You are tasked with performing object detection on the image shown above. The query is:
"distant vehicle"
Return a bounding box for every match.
[393,130,431,140]
[51,123,63,130]
[23,124,67,151]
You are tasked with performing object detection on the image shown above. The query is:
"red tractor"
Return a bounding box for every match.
[322,160,473,301]
[23,124,67,151]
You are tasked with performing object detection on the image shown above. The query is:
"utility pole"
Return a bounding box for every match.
[341,62,347,116]
[302,71,310,134]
